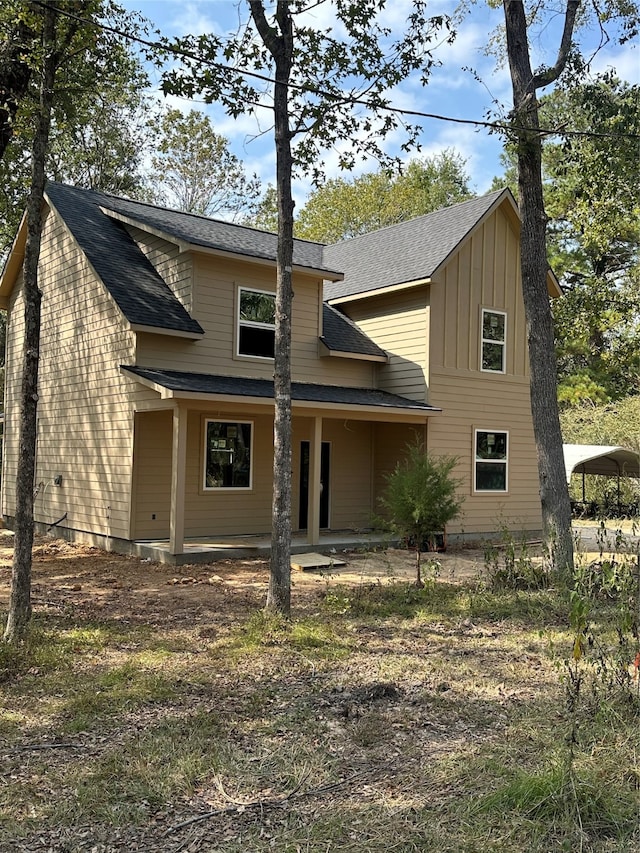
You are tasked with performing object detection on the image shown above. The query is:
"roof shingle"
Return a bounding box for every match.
[322,190,511,301]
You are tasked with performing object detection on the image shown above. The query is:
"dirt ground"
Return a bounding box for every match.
[0,534,487,625]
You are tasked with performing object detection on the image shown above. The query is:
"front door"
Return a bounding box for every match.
[298,441,330,530]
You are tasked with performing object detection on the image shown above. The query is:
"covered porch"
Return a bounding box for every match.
[125,367,440,559]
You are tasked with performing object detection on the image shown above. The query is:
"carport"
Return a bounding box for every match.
[563,444,640,512]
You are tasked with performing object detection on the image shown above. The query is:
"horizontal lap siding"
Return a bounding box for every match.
[292,418,374,531]
[127,226,193,310]
[132,410,172,539]
[3,212,137,540]
[373,423,427,516]
[136,255,373,387]
[343,287,429,402]
[183,410,274,537]
[132,410,377,538]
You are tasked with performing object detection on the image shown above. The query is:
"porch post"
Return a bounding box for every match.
[307,416,322,546]
[169,405,187,555]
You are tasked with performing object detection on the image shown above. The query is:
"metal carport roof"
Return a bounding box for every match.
[563,444,640,484]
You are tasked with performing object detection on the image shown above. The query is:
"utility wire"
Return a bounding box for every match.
[32,0,640,142]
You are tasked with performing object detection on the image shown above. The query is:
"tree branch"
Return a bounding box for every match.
[533,0,580,89]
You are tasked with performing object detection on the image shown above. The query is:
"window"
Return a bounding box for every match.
[238,287,275,358]
[204,420,252,489]
[474,430,508,492]
[481,309,506,373]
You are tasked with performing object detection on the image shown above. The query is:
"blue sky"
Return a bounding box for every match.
[120,1,638,205]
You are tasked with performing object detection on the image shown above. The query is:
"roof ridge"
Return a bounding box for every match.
[47,181,326,248]
[326,188,509,249]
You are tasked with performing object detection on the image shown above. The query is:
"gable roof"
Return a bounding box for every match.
[45,183,204,337]
[322,189,513,302]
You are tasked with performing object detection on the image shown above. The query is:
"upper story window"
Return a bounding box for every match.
[481,309,506,373]
[474,429,508,493]
[204,420,253,490]
[238,287,275,359]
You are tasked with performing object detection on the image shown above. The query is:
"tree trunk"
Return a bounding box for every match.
[4,4,56,642]
[250,1,294,616]
[503,0,577,577]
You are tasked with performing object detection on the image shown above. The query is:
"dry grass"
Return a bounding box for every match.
[0,537,638,852]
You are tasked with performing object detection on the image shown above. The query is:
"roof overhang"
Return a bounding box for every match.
[122,366,440,422]
[563,444,640,484]
[327,277,431,307]
[130,323,204,340]
[0,209,29,306]
[318,338,389,363]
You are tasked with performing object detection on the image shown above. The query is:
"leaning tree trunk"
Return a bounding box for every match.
[4,3,57,642]
[250,1,295,616]
[503,0,577,577]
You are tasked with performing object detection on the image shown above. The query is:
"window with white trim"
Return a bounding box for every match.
[481,309,506,373]
[204,420,253,490]
[474,430,508,492]
[238,287,275,358]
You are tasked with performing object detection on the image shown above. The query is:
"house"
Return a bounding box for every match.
[0,183,559,562]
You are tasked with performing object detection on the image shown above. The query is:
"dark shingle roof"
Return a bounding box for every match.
[45,183,204,336]
[123,366,438,413]
[90,189,337,275]
[323,189,511,302]
[321,303,387,359]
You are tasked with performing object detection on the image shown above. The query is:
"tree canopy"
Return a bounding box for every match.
[146,108,261,220]
[295,151,473,243]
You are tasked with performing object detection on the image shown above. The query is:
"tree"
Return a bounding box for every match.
[162,0,453,615]
[295,151,473,243]
[0,19,152,256]
[2,0,144,641]
[4,0,97,642]
[502,0,581,577]
[502,0,638,575]
[146,108,261,220]
[490,75,640,405]
[379,443,463,587]
[543,77,640,404]
[0,1,36,160]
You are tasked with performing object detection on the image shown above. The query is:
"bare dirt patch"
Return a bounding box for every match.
[0,535,485,627]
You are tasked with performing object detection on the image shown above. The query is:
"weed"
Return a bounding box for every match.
[484,528,550,591]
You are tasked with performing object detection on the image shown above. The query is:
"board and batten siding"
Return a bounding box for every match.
[343,286,429,402]
[429,204,528,377]
[135,254,375,388]
[2,210,138,541]
[426,204,541,535]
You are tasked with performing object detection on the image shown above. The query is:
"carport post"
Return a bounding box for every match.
[170,405,187,555]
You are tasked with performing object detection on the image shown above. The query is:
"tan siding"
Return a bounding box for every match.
[136,253,374,387]
[427,367,541,535]
[292,417,374,531]
[373,422,427,514]
[132,410,172,538]
[126,225,193,311]
[342,286,429,401]
[431,206,528,378]
[2,211,137,540]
